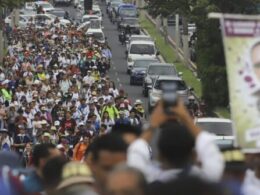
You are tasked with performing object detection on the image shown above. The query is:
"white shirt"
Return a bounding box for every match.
[127,131,224,183]
[243,169,260,195]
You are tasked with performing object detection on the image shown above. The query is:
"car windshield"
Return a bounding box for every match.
[123,18,138,24]
[148,66,176,75]
[90,32,104,40]
[120,8,137,17]
[51,11,65,18]
[93,10,101,16]
[40,3,53,9]
[112,2,121,7]
[83,16,98,22]
[35,15,51,21]
[196,122,233,136]
[134,60,158,68]
[130,44,155,55]
[154,80,187,90]
[215,139,234,149]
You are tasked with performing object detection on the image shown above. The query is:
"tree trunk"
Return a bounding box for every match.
[182,16,189,67]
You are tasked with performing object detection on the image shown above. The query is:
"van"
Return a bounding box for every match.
[126,40,158,73]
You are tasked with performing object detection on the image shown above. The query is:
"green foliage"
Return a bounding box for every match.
[149,0,260,109]
[0,0,31,8]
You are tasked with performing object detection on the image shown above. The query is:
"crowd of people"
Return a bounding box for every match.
[0,1,260,195]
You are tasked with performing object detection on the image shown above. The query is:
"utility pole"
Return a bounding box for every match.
[0,8,4,65]
[182,16,189,67]
[175,14,180,62]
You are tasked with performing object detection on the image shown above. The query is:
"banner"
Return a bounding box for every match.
[221,15,260,151]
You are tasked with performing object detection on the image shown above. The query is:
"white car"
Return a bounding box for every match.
[81,15,100,23]
[74,0,84,9]
[24,2,35,11]
[35,1,55,12]
[4,15,29,28]
[126,39,158,73]
[195,118,234,149]
[86,28,106,44]
[77,21,91,31]
[126,35,153,50]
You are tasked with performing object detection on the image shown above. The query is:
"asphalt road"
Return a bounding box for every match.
[58,2,149,112]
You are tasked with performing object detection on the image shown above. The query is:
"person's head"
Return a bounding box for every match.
[157,121,195,169]
[103,111,110,119]
[111,124,141,145]
[87,134,127,188]
[244,151,260,177]
[251,42,260,81]
[106,165,147,195]
[32,143,61,174]
[100,124,107,135]
[82,134,91,144]
[42,156,68,191]
[119,111,125,119]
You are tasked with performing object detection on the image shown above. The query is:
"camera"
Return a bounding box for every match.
[162,82,178,114]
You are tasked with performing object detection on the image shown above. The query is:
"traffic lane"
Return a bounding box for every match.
[100,4,148,111]
[60,3,148,112]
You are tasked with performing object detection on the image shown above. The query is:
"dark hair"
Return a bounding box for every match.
[147,176,224,195]
[111,124,141,137]
[32,143,56,167]
[42,156,68,189]
[158,121,195,168]
[88,134,127,161]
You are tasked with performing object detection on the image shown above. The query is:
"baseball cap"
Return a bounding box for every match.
[43,132,51,138]
[57,162,94,189]
[51,126,57,131]
[54,121,60,126]
[134,99,142,105]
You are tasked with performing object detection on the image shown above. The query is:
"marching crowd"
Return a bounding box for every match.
[0,2,260,195]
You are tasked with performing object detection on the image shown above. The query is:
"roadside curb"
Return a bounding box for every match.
[145,13,197,73]
[140,13,201,105]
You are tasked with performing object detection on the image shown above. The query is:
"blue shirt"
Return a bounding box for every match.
[23,171,44,193]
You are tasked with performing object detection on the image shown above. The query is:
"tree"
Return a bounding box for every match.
[148,0,260,109]
[192,0,260,109]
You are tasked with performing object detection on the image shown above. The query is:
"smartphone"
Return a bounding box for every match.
[162,82,178,115]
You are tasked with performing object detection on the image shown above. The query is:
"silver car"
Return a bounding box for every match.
[148,75,189,112]
[143,63,178,97]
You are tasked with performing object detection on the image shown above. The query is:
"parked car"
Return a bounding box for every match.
[130,58,159,85]
[195,118,234,149]
[126,39,158,73]
[143,63,178,97]
[118,17,140,34]
[148,75,189,112]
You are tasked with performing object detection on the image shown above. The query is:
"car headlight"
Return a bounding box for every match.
[151,92,161,99]
[131,70,137,75]
[145,77,152,84]
[128,57,133,62]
